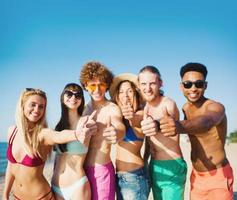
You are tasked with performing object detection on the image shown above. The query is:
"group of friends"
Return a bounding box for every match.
[2,61,234,200]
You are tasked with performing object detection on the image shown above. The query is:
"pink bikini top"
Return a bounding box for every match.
[6,127,45,167]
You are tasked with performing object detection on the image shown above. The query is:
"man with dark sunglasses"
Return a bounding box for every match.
[160,62,234,200]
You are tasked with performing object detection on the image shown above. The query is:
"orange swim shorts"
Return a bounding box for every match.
[190,163,234,200]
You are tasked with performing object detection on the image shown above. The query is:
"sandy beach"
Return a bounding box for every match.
[1,142,237,200]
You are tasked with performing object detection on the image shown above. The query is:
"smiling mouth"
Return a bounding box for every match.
[189,93,198,98]
[31,114,40,117]
[145,92,153,96]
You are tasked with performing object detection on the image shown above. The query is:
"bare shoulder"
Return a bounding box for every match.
[182,102,189,111]
[162,96,178,111]
[7,125,16,142]
[162,96,179,118]
[205,99,225,112]
[107,101,121,113]
[162,96,177,106]
[82,103,93,116]
[38,128,51,141]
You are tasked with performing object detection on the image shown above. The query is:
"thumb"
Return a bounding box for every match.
[88,110,97,121]
[121,97,128,106]
[162,107,169,118]
[77,116,88,129]
[143,105,149,120]
[107,116,111,128]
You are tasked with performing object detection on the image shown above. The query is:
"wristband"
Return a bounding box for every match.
[74,130,79,141]
[154,120,161,131]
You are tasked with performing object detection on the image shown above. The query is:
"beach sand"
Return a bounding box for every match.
[1,142,237,200]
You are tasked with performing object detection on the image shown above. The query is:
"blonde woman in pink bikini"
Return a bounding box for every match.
[2,88,96,200]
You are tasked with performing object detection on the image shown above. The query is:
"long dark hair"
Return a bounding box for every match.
[55,83,84,152]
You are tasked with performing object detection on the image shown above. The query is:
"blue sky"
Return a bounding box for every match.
[0,0,237,141]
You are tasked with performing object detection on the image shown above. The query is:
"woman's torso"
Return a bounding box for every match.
[51,141,88,187]
[116,126,145,172]
[7,127,53,199]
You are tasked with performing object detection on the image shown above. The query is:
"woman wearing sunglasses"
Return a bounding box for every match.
[109,73,150,200]
[51,83,96,200]
[2,88,96,200]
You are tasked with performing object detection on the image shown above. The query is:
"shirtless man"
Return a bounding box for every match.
[79,61,125,200]
[138,65,187,200]
[160,63,234,200]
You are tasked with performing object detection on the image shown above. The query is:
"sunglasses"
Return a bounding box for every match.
[25,88,46,96]
[86,83,107,92]
[64,90,82,99]
[182,80,206,89]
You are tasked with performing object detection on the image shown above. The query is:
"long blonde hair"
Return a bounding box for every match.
[15,88,48,159]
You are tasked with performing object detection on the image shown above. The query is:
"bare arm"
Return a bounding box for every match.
[143,137,150,164]
[41,111,97,145]
[128,110,143,128]
[2,127,16,200]
[2,163,14,200]
[178,102,225,134]
[103,105,125,144]
[40,129,78,146]
[111,105,126,142]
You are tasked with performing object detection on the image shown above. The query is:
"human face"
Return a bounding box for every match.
[180,71,207,103]
[24,95,46,123]
[63,90,82,110]
[118,81,135,107]
[138,71,162,103]
[86,79,107,102]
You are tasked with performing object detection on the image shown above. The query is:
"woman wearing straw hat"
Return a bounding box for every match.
[110,73,150,200]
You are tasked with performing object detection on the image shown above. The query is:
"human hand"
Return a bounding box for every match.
[75,110,97,143]
[85,110,98,136]
[159,107,177,137]
[141,106,158,137]
[103,116,117,144]
[120,100,134,120]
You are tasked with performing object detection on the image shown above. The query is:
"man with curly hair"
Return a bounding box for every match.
[80,61,125,200]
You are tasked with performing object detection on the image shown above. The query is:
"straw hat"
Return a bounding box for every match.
[109,73,138,98]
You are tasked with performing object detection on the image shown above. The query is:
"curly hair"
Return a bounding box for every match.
[79,61,114,91]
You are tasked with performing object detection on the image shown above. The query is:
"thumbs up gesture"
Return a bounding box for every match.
[140,106,159,137]
[160,107,177,137]
[75,110,97,143]
[85,110,98,136]
[103,116,117,144]
[120,98,134,120]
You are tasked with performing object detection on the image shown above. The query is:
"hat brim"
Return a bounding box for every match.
[109,73,138,98]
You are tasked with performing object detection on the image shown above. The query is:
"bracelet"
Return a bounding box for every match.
[74,130,79,141]
[154,120,161,131]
